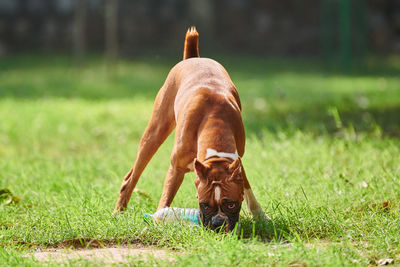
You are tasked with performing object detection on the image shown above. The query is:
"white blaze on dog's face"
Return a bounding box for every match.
[193,157,244,232]
[214,186,221,202]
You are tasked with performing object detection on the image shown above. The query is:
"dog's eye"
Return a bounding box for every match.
[227,203,235,209]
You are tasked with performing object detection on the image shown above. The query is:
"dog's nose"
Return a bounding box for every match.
[211,216,226,228]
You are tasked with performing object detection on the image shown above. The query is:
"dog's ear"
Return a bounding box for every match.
[194,177,200,198]
[194,159,209,181]
[228,157,243,184]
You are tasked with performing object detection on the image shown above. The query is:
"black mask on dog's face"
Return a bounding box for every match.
[194,157,244,232]
[199,199,241,232]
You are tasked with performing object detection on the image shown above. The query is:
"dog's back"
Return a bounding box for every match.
[171,27,242,121]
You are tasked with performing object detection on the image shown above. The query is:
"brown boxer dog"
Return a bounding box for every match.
[114,27,269,232]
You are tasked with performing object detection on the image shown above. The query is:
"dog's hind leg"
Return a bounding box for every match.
[113,84,177,213]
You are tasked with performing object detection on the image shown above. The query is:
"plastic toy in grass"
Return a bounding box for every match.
[144,207,200,225]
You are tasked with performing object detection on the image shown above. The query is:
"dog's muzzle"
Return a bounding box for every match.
[211,215,226,228]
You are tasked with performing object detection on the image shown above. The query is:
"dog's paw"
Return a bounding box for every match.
[252,208,270,221]
[259,212,271,221]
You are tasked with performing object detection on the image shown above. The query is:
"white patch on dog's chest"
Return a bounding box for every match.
[206,148,238,161]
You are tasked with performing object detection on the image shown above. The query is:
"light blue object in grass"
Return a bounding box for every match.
[144,207,200,225]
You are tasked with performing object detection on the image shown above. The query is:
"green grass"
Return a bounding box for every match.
[1,54,400,266]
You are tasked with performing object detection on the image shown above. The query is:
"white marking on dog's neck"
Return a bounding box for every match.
[214,186,221,202]
[206,148,238,161]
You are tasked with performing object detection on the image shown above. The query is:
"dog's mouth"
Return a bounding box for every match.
[209,223,230,233]
[200,212,238,233]
[213,222,236,233]
[225,224,230,233]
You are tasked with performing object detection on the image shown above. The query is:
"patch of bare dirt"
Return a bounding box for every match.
[27,246,177,263]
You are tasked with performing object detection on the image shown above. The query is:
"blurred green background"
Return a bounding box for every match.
[1,53,399,137]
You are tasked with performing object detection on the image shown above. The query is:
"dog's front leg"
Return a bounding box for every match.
[242,168,270,220]
[244,187,270,220]
[157,164,186,210]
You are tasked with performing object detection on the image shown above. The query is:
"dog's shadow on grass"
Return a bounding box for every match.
[238,215,292,242]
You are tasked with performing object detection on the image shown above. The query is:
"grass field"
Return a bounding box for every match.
[1,54,400,266]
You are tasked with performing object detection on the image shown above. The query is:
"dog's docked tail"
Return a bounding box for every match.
[183,26,199,60]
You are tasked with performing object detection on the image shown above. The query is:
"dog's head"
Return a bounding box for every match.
[194,157,244,232]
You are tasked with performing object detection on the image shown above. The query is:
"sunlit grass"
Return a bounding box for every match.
[0,54,399,265]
